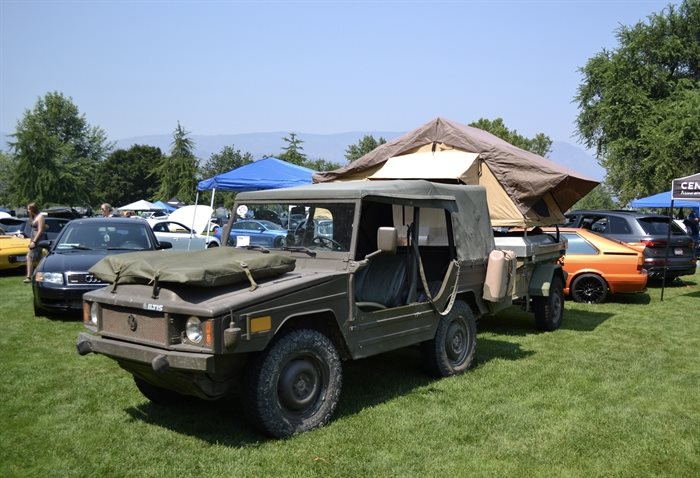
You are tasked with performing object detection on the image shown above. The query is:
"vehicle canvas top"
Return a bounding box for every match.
[89,247,296,287]
[236,179,495,263]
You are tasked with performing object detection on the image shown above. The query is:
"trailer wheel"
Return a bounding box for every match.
[243,329,342,438]
[571,273,607,303]
[533,276,564,331]
[421,300,476,377]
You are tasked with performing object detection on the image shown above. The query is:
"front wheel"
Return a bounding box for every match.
[571,273,607,303]
[533,276,564,331]
[242,329,342,438]
[421,300,477,377]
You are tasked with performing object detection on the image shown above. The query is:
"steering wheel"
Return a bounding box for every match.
[312,235,343,251]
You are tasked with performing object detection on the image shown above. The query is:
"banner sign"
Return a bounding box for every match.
[671,173,700,201]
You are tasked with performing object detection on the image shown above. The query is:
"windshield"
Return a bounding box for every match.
[227,202,355,252]
[56,222,154,251]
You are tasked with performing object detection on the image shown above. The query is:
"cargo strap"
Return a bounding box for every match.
[239,262,258,291]
[110,269,121,293]
[418,256,460,317]
[150,272,160,299]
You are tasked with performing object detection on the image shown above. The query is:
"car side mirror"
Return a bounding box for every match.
[158,241,173,250]
[37,239,52,249]
[377,227,397,254]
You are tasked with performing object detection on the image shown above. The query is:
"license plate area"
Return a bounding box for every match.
[674,248,683,256]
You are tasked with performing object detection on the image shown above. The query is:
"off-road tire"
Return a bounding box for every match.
[242,329,342,438]
[571,273,608,303]
[533,276,565,331]
[134,376,189,406]
[420,300,477,377]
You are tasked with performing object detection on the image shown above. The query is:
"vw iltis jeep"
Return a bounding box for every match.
[77,180,565,438]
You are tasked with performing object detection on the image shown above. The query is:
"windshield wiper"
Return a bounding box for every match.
[65,245,93,250]
[282,246,316,257]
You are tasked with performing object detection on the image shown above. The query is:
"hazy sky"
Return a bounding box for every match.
[0,0,674,143]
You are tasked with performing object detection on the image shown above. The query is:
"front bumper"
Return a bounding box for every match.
[76,332,244,399]
[34,283,106,311]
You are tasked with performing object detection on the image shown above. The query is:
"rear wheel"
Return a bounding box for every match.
[242,329,342,438]
[421,301,477,377]
[571,273,608,303]
[533,276,564,331]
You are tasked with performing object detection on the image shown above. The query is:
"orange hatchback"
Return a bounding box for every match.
[551,227,648,303]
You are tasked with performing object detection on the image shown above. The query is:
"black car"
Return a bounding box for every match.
[564,210,696,279]
[0,216,70,240]
[32,217,171,316]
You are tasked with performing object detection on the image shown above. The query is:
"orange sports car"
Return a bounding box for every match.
[548,227,648,303]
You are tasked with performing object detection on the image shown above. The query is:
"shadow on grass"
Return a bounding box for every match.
[478,304,616,335]
[123,337,532,446]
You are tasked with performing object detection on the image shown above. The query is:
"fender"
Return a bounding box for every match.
[528,263,566,296]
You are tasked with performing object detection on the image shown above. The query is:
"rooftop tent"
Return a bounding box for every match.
[629,190,700,209]
[197,157,315,192]
[314,117,599,227]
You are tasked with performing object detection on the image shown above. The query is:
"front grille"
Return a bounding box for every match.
[66,272,104,285]
[100,305,176,347]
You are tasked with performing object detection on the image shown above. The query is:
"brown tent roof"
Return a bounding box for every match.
[314,117,599,220]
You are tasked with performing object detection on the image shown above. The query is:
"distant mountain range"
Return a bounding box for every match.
[1,130,605,181]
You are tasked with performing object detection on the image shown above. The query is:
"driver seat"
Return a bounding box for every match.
[354,253,408,311]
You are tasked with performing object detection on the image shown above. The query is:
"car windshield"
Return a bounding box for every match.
[56,222,153,251]
[229,202,355,251]
[638,217,687,236]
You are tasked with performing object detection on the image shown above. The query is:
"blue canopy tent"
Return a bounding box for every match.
[197,157,315,192]
[629,190,699,209]
[153,200,177,213]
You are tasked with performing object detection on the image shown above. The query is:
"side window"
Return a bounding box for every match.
[590,217,608,233]
[563,215,578,227]
[564,233,598,254]
[609,216,632,234]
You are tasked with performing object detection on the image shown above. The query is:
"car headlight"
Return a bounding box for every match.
[35,272,64,284]
[89,302,99,326]
[186,316,203,343]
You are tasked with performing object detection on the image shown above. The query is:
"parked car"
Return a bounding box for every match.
[32,217,172,315]
[548,227,648,303]
[149,205,220,251]
[217,219,288,247]
[0,234,31,271]
[564,210,696,280]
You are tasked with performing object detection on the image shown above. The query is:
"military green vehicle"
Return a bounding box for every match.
[77,180,565,438]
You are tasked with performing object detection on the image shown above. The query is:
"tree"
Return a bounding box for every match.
[469,118,553,157]
[154,122,199,203]
[198,145,254,208]
[0,151,15,206]
[8,91,112,206]
[304,158,342,172]
[96,145,163,206]
[199,145,253,180]
[345,135,387,162]
[575,0,700,204]
[278,132,307,166]
[571,184,617,211]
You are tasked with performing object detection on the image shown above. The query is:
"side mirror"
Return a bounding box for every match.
[158,241,173,250]
[377,227,397,254]
[37,239,52,249]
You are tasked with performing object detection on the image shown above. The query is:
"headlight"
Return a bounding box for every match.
[89,302,99,326]
[35,272,64,284]
[186,316,203,343]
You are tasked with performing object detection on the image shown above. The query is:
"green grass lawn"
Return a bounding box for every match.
[1,269,698,477]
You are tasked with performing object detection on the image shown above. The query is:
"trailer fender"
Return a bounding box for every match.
[528,264,566,297]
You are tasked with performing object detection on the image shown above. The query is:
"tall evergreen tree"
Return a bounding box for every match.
[278,132,307,166]
[154,122,199,203]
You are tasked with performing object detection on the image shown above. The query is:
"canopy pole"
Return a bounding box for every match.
[660,199,674,301]
[188,191,200,252]
[205,188,216,241]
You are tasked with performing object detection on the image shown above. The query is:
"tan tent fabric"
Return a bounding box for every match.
[314,117,598,226]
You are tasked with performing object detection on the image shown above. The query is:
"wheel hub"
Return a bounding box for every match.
[278,358,321,412]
